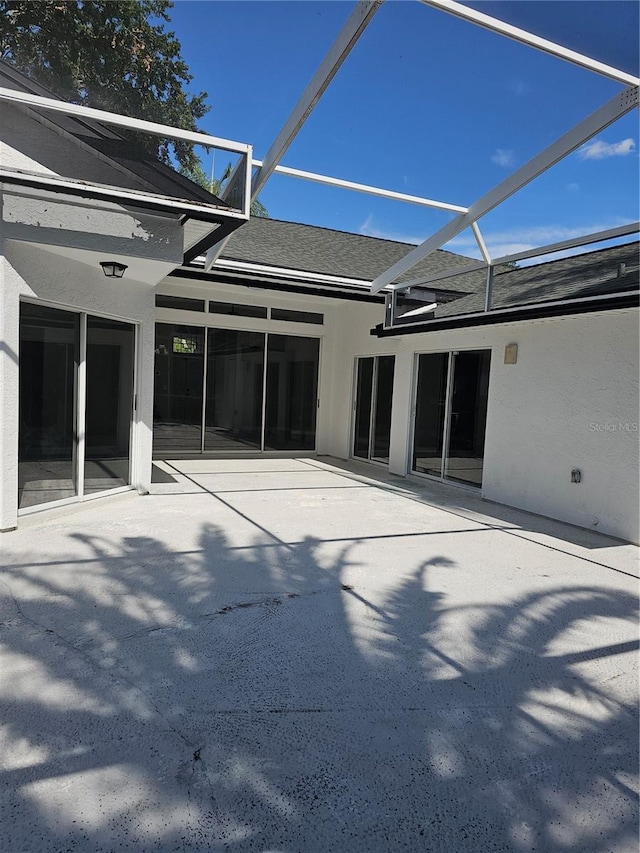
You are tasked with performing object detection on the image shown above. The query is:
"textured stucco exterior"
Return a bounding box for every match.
[1,95,638,543]
[323,300,639,544]
[0,223,170,530]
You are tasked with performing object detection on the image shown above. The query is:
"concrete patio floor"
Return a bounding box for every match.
[1,457,638,853]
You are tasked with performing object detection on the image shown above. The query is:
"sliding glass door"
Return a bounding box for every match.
[265,335,319,451]
[412,350,491,487]
[18,303,136,511]
[353,355,395,464]
[153,325,320,455]
[412,353,449,478]
[84,317,135,495]
[153,324,205,454]
[19,304,79,508]
[445,351,491,486]
[205,329,264,451]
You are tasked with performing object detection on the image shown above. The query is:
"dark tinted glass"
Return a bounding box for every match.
[271,308,323,325]
[353,358,374,459]
[153,323,205,454]
[18,303,79,508]
[156,295,205,312]
[264,335,319,450]
[445,350,491,487]
[371,356,395,463]
[209,301,267,319]
[412,352,449,477]
[205,329,265,451]
[84,316,135,494]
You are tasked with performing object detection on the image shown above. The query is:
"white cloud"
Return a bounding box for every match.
[446,221,629,260]
[491,148,516,168]
[359,214,423,245]
[359,216,632,262]
[578,138,636,160]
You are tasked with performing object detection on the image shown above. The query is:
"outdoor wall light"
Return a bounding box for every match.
[100,260,128,278]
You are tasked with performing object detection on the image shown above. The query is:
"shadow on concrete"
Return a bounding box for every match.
[0,517,638,851]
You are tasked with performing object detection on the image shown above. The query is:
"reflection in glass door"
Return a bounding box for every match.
[18,303,136,511]
[205,328,264,451]
[264,335,319,451]
[153,324,205,454]
[84,317,135,495]
[445,351,491,486]
[353,355,395,465]
[412,353,448,478]
[412,350,491,487]
[18,303,79,509]
[153,327,321,455]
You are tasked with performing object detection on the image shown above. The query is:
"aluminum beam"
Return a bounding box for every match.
[389,259,487,291]
[254,159,467,212]
[472,222,491,264]
[493,222,640,266]
[371,85,639,293]
[206,0,383,269]
[0,86,251,154]
[250,0,383,199]
[420,0,640,87]
[388,222,639,293]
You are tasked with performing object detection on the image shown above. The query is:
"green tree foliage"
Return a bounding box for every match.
[0,0,207,172]
[181,160,269,218]
[0,0,268,214]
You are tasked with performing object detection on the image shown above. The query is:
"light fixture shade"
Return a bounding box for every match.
[100,261,128,278]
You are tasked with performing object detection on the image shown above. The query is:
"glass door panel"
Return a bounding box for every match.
[444,350,491,486]
[353,357,374,459]
[412,352,449,477]
[264,335,319,451]
[153,323,204,454]
[84,316,135,495]
[371,355,395,463]
[205,328,265,451]
[18,303,79,509]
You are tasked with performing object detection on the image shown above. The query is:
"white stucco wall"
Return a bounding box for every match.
[325,303,639,544]
[0,239,156,530]
[481,310,639,543]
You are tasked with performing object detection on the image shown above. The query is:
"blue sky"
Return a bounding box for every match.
[170,0,639,259]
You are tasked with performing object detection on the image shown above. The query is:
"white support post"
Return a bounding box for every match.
[419,0,640,87]
[484,266,494,312]
[472,223,491,264]
[371,85,639,293]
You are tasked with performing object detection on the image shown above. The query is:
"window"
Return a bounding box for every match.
[412,350,491,487]
[271,308,323,325]
[156,295,205,312]
[209,301,267,319]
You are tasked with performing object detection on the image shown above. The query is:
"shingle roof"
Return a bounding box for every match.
[433,240,639,318]
[221,218,638,316]
[221,216,481,289]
